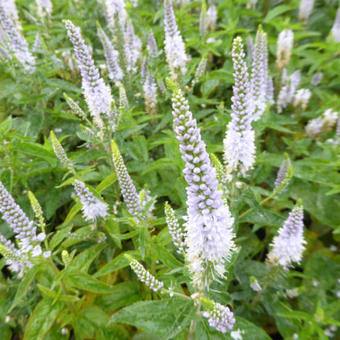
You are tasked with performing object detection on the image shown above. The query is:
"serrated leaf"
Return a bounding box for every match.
[94,250,141,278]
[10,265,42,311]
[95,282,142,313]
[67,243,106,273]
[67,271,113,294]
[109,298,194,339]
[23,298,64,340]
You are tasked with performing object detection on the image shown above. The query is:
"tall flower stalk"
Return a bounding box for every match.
[164,0,189,78]
[298,0,314,22]
[267,200,306,269]
[251,26,269,121]
[65,20,114,124]
[0,181,46,262]
[111,141,144,221]
[223,37,256,178]
[73,180,108,221]
[0,4,35,71]
[169,81,234,290]
[276,29,293,70]
[97,25,123,84]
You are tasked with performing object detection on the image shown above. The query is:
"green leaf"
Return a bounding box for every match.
[67,271,113,294]
[96,173,117,193]
[15,142,56,166]
[94,250,141,278]
[0,325,11,340]
[109,298,194,339]
[67,244,106,273]
[153,243,184,269]
[49,226,73,250]
[23,298,64,340]
[95,282,142,313]
[264,5,291,22]
[10,265,42,311]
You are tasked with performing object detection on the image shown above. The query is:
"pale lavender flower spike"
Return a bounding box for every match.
[298,0,315,22]
[276,29,293,70]
[170,85,234,288]
[0,234,31,276]
[143,68,158,115]
[331,8,340,42]
[73,180,108,221]
[251,26,269,121]
[97,25,123,84]
[274,153,292,193]
[164,202,186,253]
[65,20,113,120]
[129,258,164,292]
[267,200,306,269]
[111,141,144,220]
[0,4,35,71]
[35,0,53,17]
[0,181,45,259]
[164,0,189,78]
[147,30,158,58]
[2,0,19,26]
[277,69,301,113]
[311,72,323,86]
[224,37,256,177]
[123,20,141,74]
[102,0,127,30]
[206,4,217,32]
[203,301,235,333]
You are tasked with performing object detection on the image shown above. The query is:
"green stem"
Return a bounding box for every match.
[239,190,278,220]
[48,259,77,315]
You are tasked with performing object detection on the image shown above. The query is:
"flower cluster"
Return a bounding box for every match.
[277,69,301,113]
[276,29,294,70]
[2,0,19,26]
[64,94,87,121]
[274,154,292,193]
[50,131,74,171]
[122,20,141,74]
[170,85,234,288]
[0,234,30,276]
[224,37,256,177]
[293,88,312,110]
[164,0,189,78]
[65,20,113,123]
[331,8,340,42]
[101,0,127,30]
[311,72,323,86]
[98,25,123,84]
[129,258,164,292]
[267,200,306,269]
[305,109,339,138]
[298,0,314,22]
[143,69,158,115]
[111,141,144,220]
[164,202,186,253]
[191,57,207,87]
[0,4,35,71]
[73,180,108,221]
[206,4,217,32]
[0,181,46,262]
[202,301,235,334]
[147,30,158,58]
[251,26,269,121]
[35,0,53,18]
